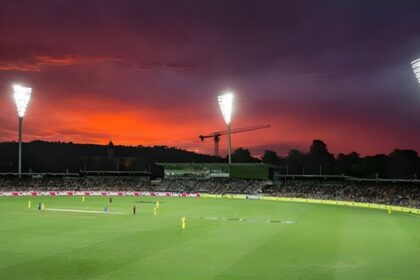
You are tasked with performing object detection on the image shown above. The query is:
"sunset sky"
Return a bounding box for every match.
[1,0,420,156]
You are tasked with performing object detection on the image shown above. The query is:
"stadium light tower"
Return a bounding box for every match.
[12,84,32,176]
[218,92,234,164]
[412,58,420,84]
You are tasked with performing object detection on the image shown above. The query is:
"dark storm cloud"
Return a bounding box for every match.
[1,0,420,155]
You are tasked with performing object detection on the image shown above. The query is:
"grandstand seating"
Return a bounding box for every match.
[0,176,419,209]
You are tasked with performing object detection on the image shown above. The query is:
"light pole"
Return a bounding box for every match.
[12,84,32,177]
[218,92,234,164]
[411,58,420,84]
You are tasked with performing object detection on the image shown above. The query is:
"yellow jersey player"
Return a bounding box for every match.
[181,216,186,229]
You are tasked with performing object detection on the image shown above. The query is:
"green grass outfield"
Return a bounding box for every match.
[0,196,419,280]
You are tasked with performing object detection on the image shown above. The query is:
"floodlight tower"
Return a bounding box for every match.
[218,92,234,164]
[12,85,32,176]
[411,58,420,84]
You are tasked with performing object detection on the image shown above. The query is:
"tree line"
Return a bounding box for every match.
[255,140,419,179]
[0,139,419,179]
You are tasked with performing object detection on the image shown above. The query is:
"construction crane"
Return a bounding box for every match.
[199,124,270,156]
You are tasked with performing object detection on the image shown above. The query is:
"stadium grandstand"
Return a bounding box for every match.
[1,166,419,209]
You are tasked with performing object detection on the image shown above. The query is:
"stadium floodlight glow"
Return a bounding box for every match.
[12,84,32,177]
[218,92,234,124]
[13,85,32,117]
[412,58,420,84]
[218,92,234,164]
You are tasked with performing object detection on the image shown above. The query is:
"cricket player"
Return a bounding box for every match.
[133,204,136,215]
[28,200,31,209]
[181,216,186,229]
[156,201,160,209]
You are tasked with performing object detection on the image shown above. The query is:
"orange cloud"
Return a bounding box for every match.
[0,55,123,72]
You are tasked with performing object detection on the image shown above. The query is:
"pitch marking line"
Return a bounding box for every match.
[45,208,124,215]
[201,217,297,224]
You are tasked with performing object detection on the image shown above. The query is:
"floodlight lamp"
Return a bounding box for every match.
[13,84,32,117]
[411,58,420,84]
[218,92,234,124]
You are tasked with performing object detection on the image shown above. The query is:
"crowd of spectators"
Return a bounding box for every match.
[154,178,264,194]
[264,180,420,209]
[0,176,150,192]
[0,176,419,209]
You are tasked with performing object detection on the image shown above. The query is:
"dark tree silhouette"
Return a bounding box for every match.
[231,148,259,163]
[285,149,305,174]
[262,150,280,165]
[386,149,419,179]
[335,152,360,175]
[306,140,334,174]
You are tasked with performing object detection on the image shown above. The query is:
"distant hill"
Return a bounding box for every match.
[0,141,223,173]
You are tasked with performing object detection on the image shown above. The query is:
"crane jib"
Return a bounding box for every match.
[198,124,270,156]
